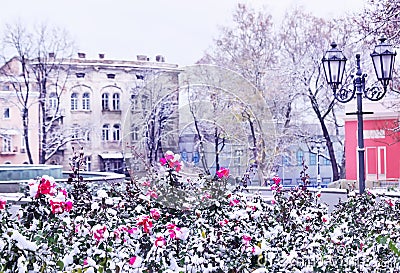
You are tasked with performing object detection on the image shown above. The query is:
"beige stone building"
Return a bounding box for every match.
[44,53,181,174]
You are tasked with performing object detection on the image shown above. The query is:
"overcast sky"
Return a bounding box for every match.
[0,0,365,66]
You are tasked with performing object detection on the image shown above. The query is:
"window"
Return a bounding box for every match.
[71,93,78,110]
[309,153,316,165]
[102,93,109,110]
[323,156,330,165]
[131,126,139,141]
[48,92,57,109]
[181,150,188,161]
[82,92,90,110]
[85,156,91,171]
[112,93,120,110]
[102,124,110,141]
[296,150,304,166]
[2,136,11,152]
[76,73,85,78]
[113,124,120,141]
[141,95,148,109]
[20,137,26,153]
[131,95,138,111]
[283,179,292,186]
[3,108,10,119]
[193,151,200,164]
[71,126,80,139]
[107,73,115,79]
[283,155,290,166]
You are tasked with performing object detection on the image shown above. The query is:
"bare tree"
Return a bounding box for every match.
[1,21,75,164]
[277,7,360,181]
[353,0,400,45]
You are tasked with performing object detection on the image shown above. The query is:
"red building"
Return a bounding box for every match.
[345,100,400,182]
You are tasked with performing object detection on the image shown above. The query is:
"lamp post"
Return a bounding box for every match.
[322,37,396,194]
[313,139,323,187]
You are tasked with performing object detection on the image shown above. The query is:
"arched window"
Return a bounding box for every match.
[112,93,120,110]
[48,92,57,109]
[102,93,109,110]
[82,92,90,110]
[113,124,120,141]
[71,93,78,110]
[102,124,110,141]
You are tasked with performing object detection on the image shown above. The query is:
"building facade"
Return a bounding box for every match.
[0,57,40,165]
[43,53,181,174]
[344,99,400,182]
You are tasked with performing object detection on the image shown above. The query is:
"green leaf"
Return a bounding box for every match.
[376,235,388,245]
[389,240,400,256]
[56,260,64,270]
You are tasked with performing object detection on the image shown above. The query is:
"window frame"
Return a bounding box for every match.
[112,93,120,110]
[113,124,120,141]
[102,124,110,141]
[102,93,109,110]
[82,92,91,110]
[71,93,78,110]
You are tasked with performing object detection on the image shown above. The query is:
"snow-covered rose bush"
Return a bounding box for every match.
[1,151,400,272]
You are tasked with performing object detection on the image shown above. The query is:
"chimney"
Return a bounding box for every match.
[156,55,165,62]
[99,53,105,59]
[137,55,148,61]
[78,52,86,58]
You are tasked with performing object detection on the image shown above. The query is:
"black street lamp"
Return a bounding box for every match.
[322,37,396,194]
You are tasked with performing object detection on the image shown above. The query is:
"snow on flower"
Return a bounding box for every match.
[137,215,153,233]
[146,189,158,199]
[154,236,166,247]
[160,150,182,172]
[49,198,73,214]
[272,175,281,185]
[150,208,161,220]
[219,219,229,226]
[242,234,252,245]
[91,224,108,242]
[0,196,6,210]
[216,167,229,178]
[129,256,142,268]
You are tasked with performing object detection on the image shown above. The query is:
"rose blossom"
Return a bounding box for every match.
[216,167,230,178]
[150,208,161,220]
[155,236,166,247]
[0,196,6,210]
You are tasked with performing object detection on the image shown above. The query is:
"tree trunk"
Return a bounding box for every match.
[22,108,34,164]
[40,79,47,164]
[320,119,340,182]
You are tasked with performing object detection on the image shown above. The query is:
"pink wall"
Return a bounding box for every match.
[345,118,400,180]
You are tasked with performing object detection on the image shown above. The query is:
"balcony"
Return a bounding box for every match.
[0,146,18,155]
[45,108,66,119]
